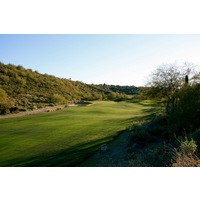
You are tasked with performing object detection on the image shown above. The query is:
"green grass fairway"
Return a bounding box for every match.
[0,101,158,166]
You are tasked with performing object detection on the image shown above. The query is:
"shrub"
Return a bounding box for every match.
[171,138,200,167]
[0,91,15,114]
[19,108,27,112]
[127,124,158,148]
[180,138,197,155]
[10,107,19,113]
[168,84,200,136]
[189,129,200,152]
[171,150,200,167]
[0,87,7,102]
[48,103,55,107]
[49,94,66,105]
[36,103,44,109]
[1,108,10,114]
[127,140,173,167]
[147,115,170,138]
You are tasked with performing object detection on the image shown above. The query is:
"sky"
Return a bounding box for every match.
[1,34,200,86]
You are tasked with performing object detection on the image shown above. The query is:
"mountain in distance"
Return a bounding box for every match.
[96,84,139,95]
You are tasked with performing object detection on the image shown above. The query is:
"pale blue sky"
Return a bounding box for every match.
[1,34,200,86]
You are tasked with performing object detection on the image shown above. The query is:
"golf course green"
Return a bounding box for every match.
[0,100,157,166]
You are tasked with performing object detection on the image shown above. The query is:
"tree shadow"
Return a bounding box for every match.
[1,134,119,167]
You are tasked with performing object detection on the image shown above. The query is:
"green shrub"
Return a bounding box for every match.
[180,138,197,155]
[171,138,200,167]
[188,128,200,157]
[0,87,7,102]
[0,90,15,114]
[1,108,10,114]
[19,108,27,112]
[168,84,200,136]
[49,94,66,105]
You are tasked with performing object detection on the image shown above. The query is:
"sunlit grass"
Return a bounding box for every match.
[0,100,158,166]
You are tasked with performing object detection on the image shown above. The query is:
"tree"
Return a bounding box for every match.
[49,94,66,105]
[0,88,7,103]
[147,62,198,113]
[168,84,200,134]
[0,88,15,114]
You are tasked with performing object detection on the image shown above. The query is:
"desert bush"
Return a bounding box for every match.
[1,108,10,114]
[0,87,7,102]
[168,84,200,136]
[49,94,66,105]
[127,124,158,148]
[171,138,200,167]
[189,129,200,152]
[146,62,198,114]
[179,138,197,155]
[19,108,27,112]
[127,141,173,167]
[36,103,44,108]
[9,106,19,113]
[48,103,55,107]
[0,90,15,114]
[28,105,37,110]
[171,151,200,167]
[147,115,170,138]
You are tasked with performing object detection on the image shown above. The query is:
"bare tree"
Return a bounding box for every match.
[147,62,198,113]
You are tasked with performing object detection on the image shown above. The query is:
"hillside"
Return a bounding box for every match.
[0,62,127,114]
[96,84,139,95]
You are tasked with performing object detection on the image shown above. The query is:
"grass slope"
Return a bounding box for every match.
[0,101,157,166]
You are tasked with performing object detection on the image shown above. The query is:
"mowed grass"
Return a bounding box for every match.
[0,100,158,166]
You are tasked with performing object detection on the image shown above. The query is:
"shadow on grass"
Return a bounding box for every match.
[138,101,163,107]
[2,134,118,167]
[119,113,157,128]
[142,107,161,113]
[125,99,143,104]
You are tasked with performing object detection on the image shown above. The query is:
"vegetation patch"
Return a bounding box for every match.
[124,63,200,167]
[0,62,130,115]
